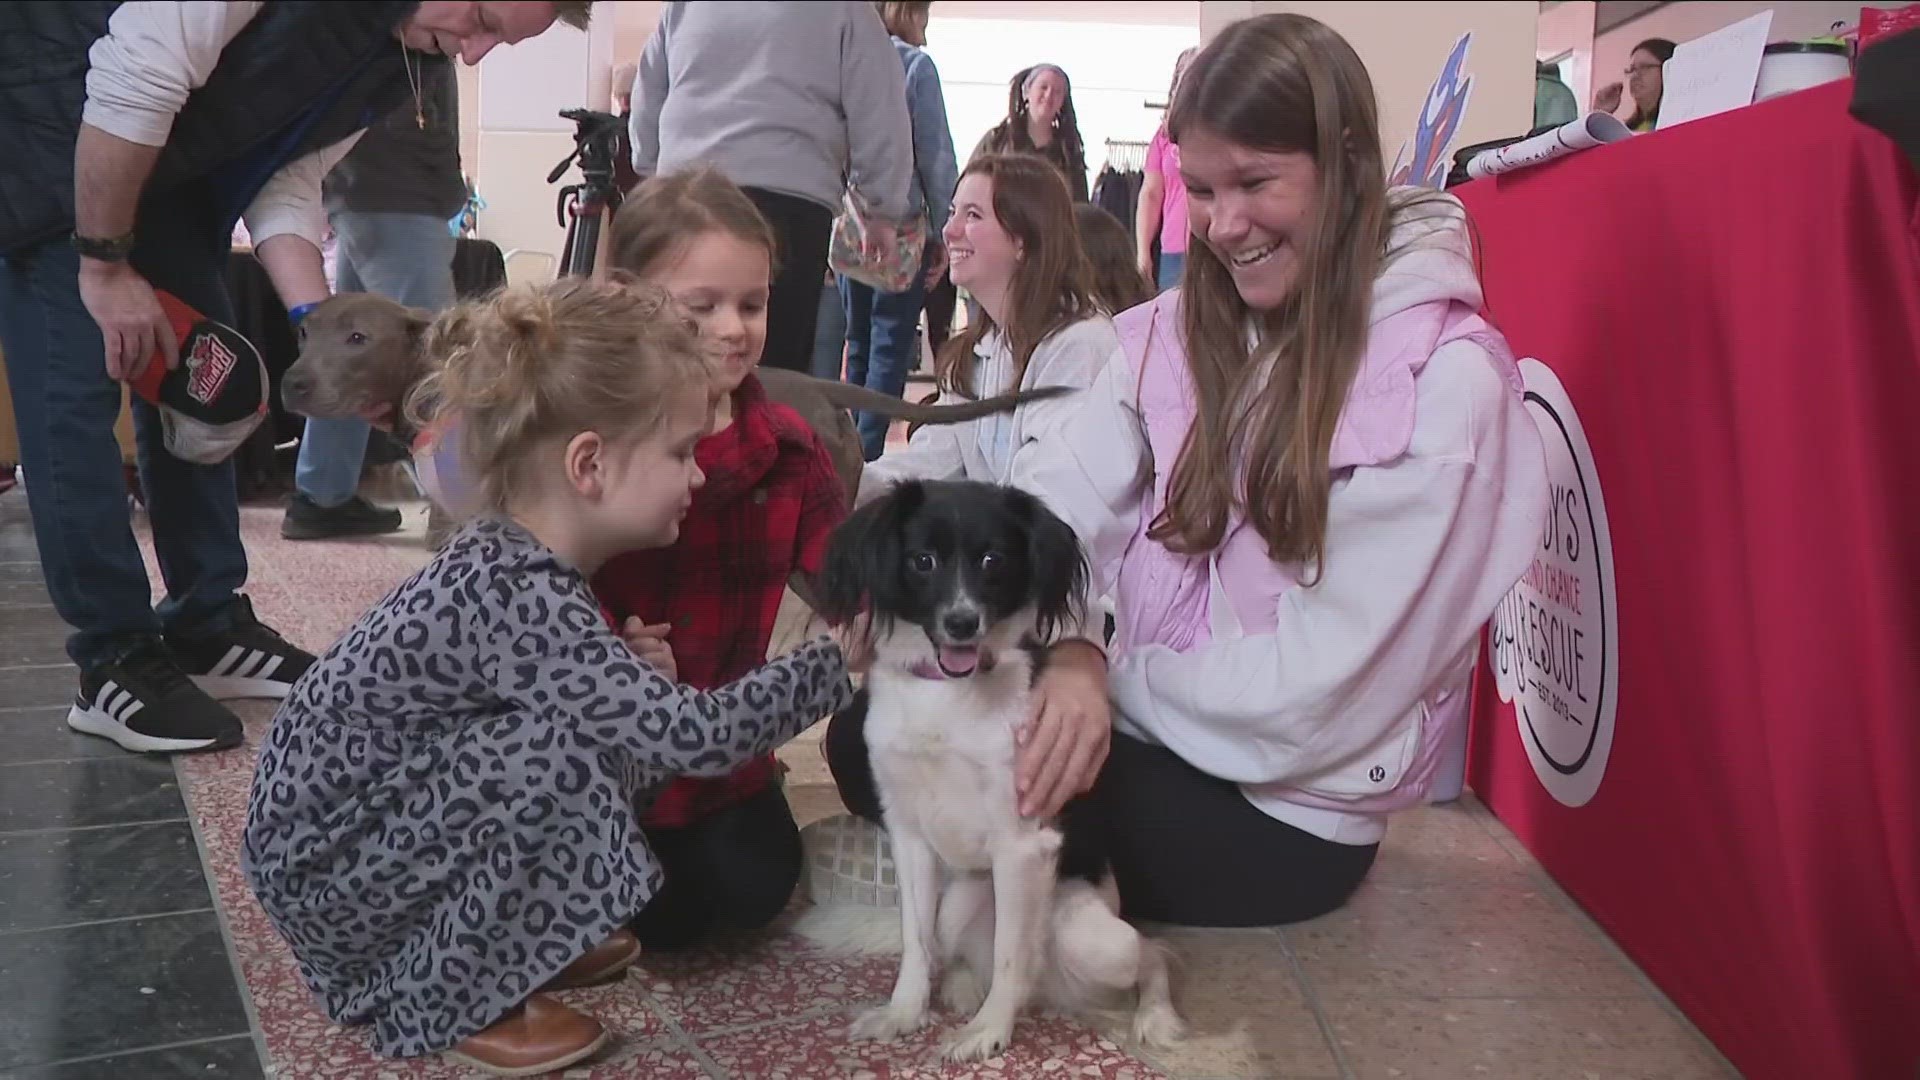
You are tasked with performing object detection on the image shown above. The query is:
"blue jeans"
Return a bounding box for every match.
[0,193,246,668]
[839,272,928,462]
[1157,251,1185,292]
[294,211,456,507]
[810,278,847,381]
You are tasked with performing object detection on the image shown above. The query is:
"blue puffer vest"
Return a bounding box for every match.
[0,0,422,253]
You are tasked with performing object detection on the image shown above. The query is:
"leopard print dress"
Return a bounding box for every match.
[240,517,853,1058]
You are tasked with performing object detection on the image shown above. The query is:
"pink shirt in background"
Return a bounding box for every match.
[1145,127,1187,255]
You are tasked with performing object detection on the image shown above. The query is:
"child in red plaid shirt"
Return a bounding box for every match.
[591,167,848,948]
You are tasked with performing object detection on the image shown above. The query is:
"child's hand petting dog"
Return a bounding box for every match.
[829,612,875,676]
[621,617,677,682]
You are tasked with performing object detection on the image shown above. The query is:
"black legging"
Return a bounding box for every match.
[630,782,803,949]
[824,695,1378,927]
[743,188,834,374]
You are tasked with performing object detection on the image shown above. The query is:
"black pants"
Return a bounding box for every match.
[629,782,803,949]
[824,699,1378,927]
[744,188,834,374]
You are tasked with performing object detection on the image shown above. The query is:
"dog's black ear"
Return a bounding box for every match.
[889,478,928,514]
[819,485,917,628]
[1005,487,1088,642]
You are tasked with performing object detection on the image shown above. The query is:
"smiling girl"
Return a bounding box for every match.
[243,277,864,1074]
[590,166,848,949]
[973,65,1089,202]
[821,151,1118,836]
[1010,14,1549,927]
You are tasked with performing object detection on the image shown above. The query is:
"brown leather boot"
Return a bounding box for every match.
[543,929,642,991]
[444,994,608,1077]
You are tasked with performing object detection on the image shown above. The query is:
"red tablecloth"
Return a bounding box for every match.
[1457,80,1920,1080]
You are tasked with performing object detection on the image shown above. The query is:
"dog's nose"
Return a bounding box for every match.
[940,611,980,641]
[281,371,312,400]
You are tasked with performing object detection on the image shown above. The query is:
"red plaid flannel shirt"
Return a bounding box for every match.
[591,374,846,828]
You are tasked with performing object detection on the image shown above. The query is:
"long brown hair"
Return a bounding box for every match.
[608,165,778,278]
[872,0,931,42]
[1158,13,1391,580]
[1073,204,1151,315]
[936,153,1097,398]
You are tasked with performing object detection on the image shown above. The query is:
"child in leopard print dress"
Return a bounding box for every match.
[241,277,866,1075]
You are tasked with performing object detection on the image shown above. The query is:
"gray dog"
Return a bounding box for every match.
[279,291,1071,516]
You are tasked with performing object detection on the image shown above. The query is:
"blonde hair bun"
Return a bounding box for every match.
[407,276,714,518]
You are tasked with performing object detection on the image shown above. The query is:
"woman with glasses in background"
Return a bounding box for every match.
[1593,38,1675,133]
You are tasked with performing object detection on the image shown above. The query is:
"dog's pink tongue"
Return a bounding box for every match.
[937,645,980,676]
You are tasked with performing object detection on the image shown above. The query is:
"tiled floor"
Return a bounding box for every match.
[0,505,264,1078]
[0,482,1741,1079]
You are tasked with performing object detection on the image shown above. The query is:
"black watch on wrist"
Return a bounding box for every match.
[71,231,136,263]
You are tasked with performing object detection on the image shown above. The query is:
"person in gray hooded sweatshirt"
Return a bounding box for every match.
[630,1,914,374]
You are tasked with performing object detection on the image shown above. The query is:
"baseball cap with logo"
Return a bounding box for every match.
[126,292,270,465]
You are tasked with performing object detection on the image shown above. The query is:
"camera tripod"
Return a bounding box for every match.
[548,107,627,277]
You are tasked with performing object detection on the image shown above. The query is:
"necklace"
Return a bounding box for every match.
[401,46,425,129]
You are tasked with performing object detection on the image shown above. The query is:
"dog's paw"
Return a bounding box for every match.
[939,967,987,1015]
[847,1003,927,1042]
[940,1016,1016,1062]
[1132,1001,1187,1048]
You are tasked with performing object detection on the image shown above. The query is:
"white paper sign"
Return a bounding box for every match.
[1656,10,1774,130]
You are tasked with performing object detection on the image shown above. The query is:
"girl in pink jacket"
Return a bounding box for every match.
[1011,13,1549,926]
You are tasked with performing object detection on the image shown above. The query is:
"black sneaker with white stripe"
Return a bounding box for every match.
[69,639,243,754]
[165,595,316,700]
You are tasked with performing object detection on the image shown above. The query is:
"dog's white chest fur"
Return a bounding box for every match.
[865,661,1034,872]
[814,478,1182,1061]
[845,648,1184,1063]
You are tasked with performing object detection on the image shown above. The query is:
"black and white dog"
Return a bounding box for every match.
[814,479,1183,1062]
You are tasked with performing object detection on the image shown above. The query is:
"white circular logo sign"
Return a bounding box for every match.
[1488,358,1618,808]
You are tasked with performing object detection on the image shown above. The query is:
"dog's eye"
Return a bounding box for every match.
[980,551,1002,571]
[347,331,367,345]
[908,552,935,573]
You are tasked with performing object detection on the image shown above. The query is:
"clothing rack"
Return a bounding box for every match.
[1103,138,1150,173]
